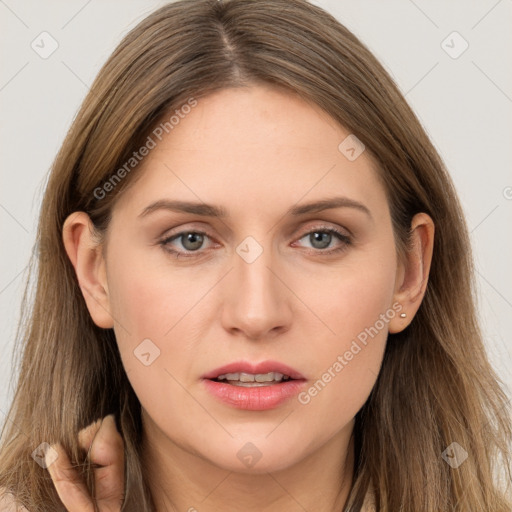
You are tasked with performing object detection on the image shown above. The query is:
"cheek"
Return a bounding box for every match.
[106,244,192,339]
[105,250,210,414]
[292,247,396,425]
[297,244,397,348]
[332,266,396,340]
[107,266,197,421]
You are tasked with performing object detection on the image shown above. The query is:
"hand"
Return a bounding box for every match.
[46,414,125,511]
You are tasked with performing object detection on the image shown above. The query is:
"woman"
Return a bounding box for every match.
[0,0,510,510]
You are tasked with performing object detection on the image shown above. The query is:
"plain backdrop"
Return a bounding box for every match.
[1,0,511,422]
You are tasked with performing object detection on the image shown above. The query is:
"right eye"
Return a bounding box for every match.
[159,230,215,258]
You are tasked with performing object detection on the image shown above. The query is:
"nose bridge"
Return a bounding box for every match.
[235,234,281,310]
[221,234,290,338]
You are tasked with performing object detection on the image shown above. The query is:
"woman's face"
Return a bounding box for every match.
[99,84,403,472]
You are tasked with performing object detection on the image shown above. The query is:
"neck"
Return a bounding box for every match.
[141,411,356,512]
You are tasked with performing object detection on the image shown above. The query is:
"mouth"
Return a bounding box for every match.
[211,371,294,387]
[201,361,306,410]
[202,360,305,384]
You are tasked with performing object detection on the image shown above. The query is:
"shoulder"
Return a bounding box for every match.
[0,490,30,512]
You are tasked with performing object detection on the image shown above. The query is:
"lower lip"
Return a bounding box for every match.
[202,379,307,410]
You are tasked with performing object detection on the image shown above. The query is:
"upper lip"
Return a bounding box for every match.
[202,360,306,380]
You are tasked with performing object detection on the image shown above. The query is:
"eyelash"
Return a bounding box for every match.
[158,225,352,259]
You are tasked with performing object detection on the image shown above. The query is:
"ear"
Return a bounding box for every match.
[388,212,435,334]
[62,212,114,329]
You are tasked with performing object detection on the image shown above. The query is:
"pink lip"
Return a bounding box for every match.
[201,360,305,380]
[201,360,307,411]
[202,379,307,410]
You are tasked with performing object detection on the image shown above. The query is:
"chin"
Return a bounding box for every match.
[200,437,306,474]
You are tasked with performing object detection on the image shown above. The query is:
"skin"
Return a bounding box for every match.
[61,84,434,511]
[46,416,124,512]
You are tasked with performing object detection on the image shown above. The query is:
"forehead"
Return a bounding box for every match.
[112,85,387,221]
[155,85,348,153]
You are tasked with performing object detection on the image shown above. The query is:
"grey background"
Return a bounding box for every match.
[1,0,511,422]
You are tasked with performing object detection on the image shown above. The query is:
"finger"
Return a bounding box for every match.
[46,442,95,512]
[79,414,125,510]
[77,418,103,461]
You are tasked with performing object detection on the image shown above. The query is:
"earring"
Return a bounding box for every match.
[400,312,407,318]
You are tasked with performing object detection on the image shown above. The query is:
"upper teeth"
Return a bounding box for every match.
[216,372,290,382]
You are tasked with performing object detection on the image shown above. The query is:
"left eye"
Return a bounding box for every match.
[159,227,351,258]
[295,228,351,252]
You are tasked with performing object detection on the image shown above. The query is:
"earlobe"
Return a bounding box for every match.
[62,212,114,329]
[388,212,435,334]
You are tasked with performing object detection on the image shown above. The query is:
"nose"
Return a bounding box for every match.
[220,240,293,341]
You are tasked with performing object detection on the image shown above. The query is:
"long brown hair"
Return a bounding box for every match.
[1,0,510,510]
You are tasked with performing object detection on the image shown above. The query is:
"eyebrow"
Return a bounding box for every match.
[138,196,373,220]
